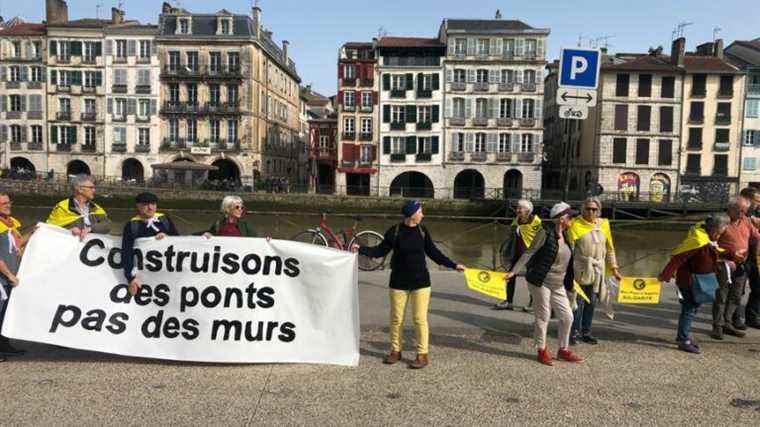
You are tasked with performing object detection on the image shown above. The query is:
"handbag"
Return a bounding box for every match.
[692,272,718,304]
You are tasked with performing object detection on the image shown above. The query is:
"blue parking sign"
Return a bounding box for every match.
[559,48,601,89]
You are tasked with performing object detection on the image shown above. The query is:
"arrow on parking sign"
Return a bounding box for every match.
[561,91,593,103]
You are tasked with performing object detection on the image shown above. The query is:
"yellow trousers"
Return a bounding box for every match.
[389,287,431,355]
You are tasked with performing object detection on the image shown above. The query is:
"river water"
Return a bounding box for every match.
[13,207,688,277]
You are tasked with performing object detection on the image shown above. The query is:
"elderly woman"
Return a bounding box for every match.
[46,174,110,240]
[202,195,258,238]
[659,214,729,353]
[505,202,584,366]
[495,199,542,311]
[566,197,621,345]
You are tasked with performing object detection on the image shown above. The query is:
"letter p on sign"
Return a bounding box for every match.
[559,48,601,90]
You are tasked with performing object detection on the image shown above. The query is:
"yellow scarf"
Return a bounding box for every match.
[672,221,723,255]
[130,212,166,222]
[512,215,542,248]
[567,217,615,251]
[46,198,108,228]
[0,216,22,252]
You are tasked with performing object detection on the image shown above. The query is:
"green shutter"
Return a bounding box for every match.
[71,71,82,86]
[406,105,416,123]
[95,42,102,56]
[50,126,58,144]
[49,40,57,56]
[432,73,440,90]
[71,41,82,56]
[383,105,390,123]
[432,136,439,154]
[382,74,390,90]
[383,137,391,154]
[50,70,57,85]
[406,136,416,154]
[432,105,440,123]
[405,73,414,90]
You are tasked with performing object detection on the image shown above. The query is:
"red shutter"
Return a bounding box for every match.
[338,63,344,79]
[337,90,343,105]
[342,143,355,162]
[373,91,378,105]
[371,145,377,161]
[357,63,364,80]
[354,144,361,160]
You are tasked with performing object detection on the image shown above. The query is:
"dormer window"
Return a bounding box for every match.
[179,18,190,35]
[217,17,233,35]
[12,41,21,58]
[221,20,230,35]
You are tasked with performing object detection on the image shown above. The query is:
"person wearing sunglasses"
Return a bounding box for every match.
[566,197,621,346]
[46,174,110,240]
[201,195,258,238]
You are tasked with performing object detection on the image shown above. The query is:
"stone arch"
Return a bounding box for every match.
[389,171,435,199]
[649,173,671,203]
[618,172,640,201]
[503,169,523,199]
[9,157,36,177]
[453,169,485,199]
[208,157,242,182]
[66,160,91,176]
[121,158,145,183]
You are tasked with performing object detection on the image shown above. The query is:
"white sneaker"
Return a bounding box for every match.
[493,300,512,310]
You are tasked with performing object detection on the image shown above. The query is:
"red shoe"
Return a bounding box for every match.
[557,348,584,363]
[537,347,553,366]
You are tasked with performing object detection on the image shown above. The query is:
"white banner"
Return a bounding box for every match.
[2,224,360,366]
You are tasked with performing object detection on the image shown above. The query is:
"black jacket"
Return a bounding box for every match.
[525,223,575,291]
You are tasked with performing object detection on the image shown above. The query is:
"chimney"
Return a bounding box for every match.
[495,9,502,20]
[696,42,714,56]
[162,2,173,14]
[46,0,69,25]
[671,37,685,67]
[111,7,125,25]
[282,40,289,63]
[252,6,261,38]
[714,38,724,59]
[600,47,608,55]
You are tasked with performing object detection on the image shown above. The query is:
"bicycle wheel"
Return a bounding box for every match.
[349,230,386,271]
[291,230,329,247]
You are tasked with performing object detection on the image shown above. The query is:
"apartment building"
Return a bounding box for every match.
[726,39,760,188]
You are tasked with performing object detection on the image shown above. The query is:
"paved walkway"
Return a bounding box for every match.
[3,271,760,425]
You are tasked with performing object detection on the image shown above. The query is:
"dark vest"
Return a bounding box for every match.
[525,223,574,290]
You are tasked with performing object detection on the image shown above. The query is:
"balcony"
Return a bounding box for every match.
[498,82,514,92]
[688,115,704,125]
[359,78,374,87]
[112,114,127,123]
[714,142,730,152]
[113,56,127,64]
[112,143,127,153]
[450,82,466,91]
[687,140,703,150]
[503,52,515,60]
[135,144,151,153]
[81,112,97,122]
[341,78,356,87]
[316,148,336,160]
[28,111,43,120]
[10,142,22,151]
[416,89,432,98]
[417,121,432,131]
[161,138,187,151]
[359,159,373,167]
[343,105,355,112]
[136,56,151,64]
[205,102,241,116]
[496,152,513,162]
[136,115,151,123]
[524,52,538,61]
[210,140,241,152]
[474,82,490,92]
[56,55,71,64]
[56,85,71,93]
[497,118,513,127]
[519,153,536,163]
[522,83,537,92]
[343,132,356,141]
[81,144,97,153]
[6,111,22,120]
[390,89,406,98]
[161,102,201,116]
[205,65,243,81]
[471,152,487,162]
[715,114,731,125]
[82,85,96,93]
[28,82,43,90]
[359,133,373,141]
[717,89,733,98]
[390,122,406,131]
[520,118,537,127]
[473,117,489,126]
[360,105,373,113]
[690,88,706,98]
[56,144,72,152]
[112,84,127,94]
[82,56,97,65]
[449,117,465,126]
[161,65,203,80]
[416,152,432,162]
[5,81,20,89]
[390,153,406,163]
[28,142,43,151]
[448,152,465,161]
[341,160,356,169]
[135,85,151,94]
[56,111,71,121]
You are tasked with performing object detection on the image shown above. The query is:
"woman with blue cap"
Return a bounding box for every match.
[352,200,465,369]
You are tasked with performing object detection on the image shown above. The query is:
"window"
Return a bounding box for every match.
[319,135,329,149]
[661,76,675,98]
[525,39,537,56]
[31,125,43,143]
[692,74,707,96]
[614,105,628,130]
[498,134,510,152]
[422,74,433,91]
[715,129,730,144]
[658,140,672,166]
[138,99,150,118]
[501,69,514,84]
[746,130,760,146]
[139,41,151,59]
[522,99,535,119]
[686,154,701,174]
[360,145,372,163]
[169,84,180,103]
[690,102,704,122]
[500,99,513,118]
[9,66,19,82]
[59,98,71,113]
[84,99,96,114]
[361,117,372,135]
[476,98,488,118]
[228,85,238,105]
[206,52,221,73]
[477,38,489,55]
[454,69,466,83]
[12,41,21,58]
[418,106,431,123]
[187,52,199,71]
[344,117,355,134]
[524,70,536,85]
[688,128,702,149]
[33,41,41,58]
[344,64,356,80]
[187,84,197,105]
[475,133,486,152]
[714,155,728,176]
[85,127,96,146]
[637,105,651,131]
[744,157,757,171]
[391,105,405,123]
[719,75,733,96]
[391,75,406,90]
[747,100,760,118]
[83,42,96,62]
[10,125,22,143]
[616,74,630,97]
[139,128,150,146]
[521,134,534,152]
[660,106,674,132]
[169,51,180,71]
[187,119,197,142]
[452,133,465,152]
[455,38,466,55]
[344,91,355,109]
[209,85,221,105]
[228,52,239,71]
[717,103,731,123]
[209,120,220,142]
[391,137,404,154]
[637,74,652,97]
[169,119,179,140]
[221,20,230,35]
[453,98,465,118]
[503,39,515,56]
[114,98,126,117]
[31,67,43,82]
[58,70,71,86]
[612,138,627,164]
[179,19,189,34]
[476,69,488,83]
[116,40,127,59]
[58,41,70,60]
[418,137,432,154]
[635,139,649,165]
[227,120,237,142]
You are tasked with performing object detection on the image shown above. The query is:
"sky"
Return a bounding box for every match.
[3,0,759,96]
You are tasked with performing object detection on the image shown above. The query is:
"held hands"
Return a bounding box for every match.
[155,232,167,240]
[71,226,91,241]
[202,232,212,240]
[612,268,623,281]
[128,278,140,296]
[504,271,515,282]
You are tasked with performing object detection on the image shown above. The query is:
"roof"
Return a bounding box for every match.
[105,24,158,35]
[683,55,739,73]
[377,37,443,48]
[725,40,760,68]
[602,54,679,72]
[446,19,535,32]
[300,87,330,105]
[343,42,373,49]
[49,18,140,29]
[0,23,46,36]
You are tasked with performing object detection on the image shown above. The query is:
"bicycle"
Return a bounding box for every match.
[291,212,387,271]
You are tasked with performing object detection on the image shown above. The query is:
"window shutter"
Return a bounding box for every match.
[446,69,453,83]
[0,95,5,112]
[432,105,440,123]
[127,40,136,56]
[20,66,28,82]
[445,99,452,118]
[489,39,497,55]
[107,97,113,114]
[337,90,343,106]
[382,105,390,123]
[465,133,474,152]
[128,98,137,115]
[466,38,476,56]
[406,105,416,123]
[50,40,57,55]
[73,71,82,86]
[432,136,439,154]
[96,71,103,86]
[406,136,416,154]
[383,136,391,154]
[432,73,440,90]
[536,99,542,120]
[417,73,423,92]
[535,69,542,85]
[382,73,390,90]
[95,42,103,57]
[537,39,545,59]
[465,98,473,118]
[447,41,456,56]
[489,69,498,84]
[488,98,497,119]
[71,41,82,56]
[150,40,157,56]
[511,133,520,152]
[516,70,523,85]
[535,134,543,153]
[0,125,6,142]
[516,39,524,56]
[150,99,158,115]
[70,127,77,144]
[49,126,57,144]
[50,70,57,85]
[515,99,522,119]
[405,73,414,90]
[105,40,113,56]
[467,69,475,83]
[20,95,26,112]
[487,133,497,152]
[0,67,6,82]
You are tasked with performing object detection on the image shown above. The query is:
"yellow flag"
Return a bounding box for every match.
[618,277,661,304]
[464,269,507,300]
[573,281,591,304]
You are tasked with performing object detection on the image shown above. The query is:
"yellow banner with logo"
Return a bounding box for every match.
[618,277,661,304]
[464,269,507,300]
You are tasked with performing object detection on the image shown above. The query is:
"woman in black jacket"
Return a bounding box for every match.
[352,200,465,369]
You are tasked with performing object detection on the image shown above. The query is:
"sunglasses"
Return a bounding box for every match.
[584,207,599,212]
[233,205,244,210]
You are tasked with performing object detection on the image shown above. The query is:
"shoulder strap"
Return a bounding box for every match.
[418,225,427,240]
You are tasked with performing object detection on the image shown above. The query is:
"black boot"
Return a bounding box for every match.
[0,336,25,356]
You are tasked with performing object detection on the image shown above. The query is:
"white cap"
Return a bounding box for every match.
[550,202,574,219]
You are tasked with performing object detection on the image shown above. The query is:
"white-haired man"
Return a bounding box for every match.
[495,199,542,310]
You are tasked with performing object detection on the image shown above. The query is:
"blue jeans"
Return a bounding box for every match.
[677,288,701,342]
[572,284,596,335]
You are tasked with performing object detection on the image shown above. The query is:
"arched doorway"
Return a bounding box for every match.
[390,171,434,199]
[453,169,485,199]
[503,169,523,199]
[67,160,91,176]
[649,174,671,203]
[207,158,242,191]
[618,172,640,201]
[9,157,36,180]
[121,158,144,184]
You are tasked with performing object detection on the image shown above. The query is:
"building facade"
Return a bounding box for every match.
[439,18,549,199]
[308,114,338,194]
[0,22,47,176]
[726,39,760,188]
[376,37,445,199]
[336,42,378,196]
